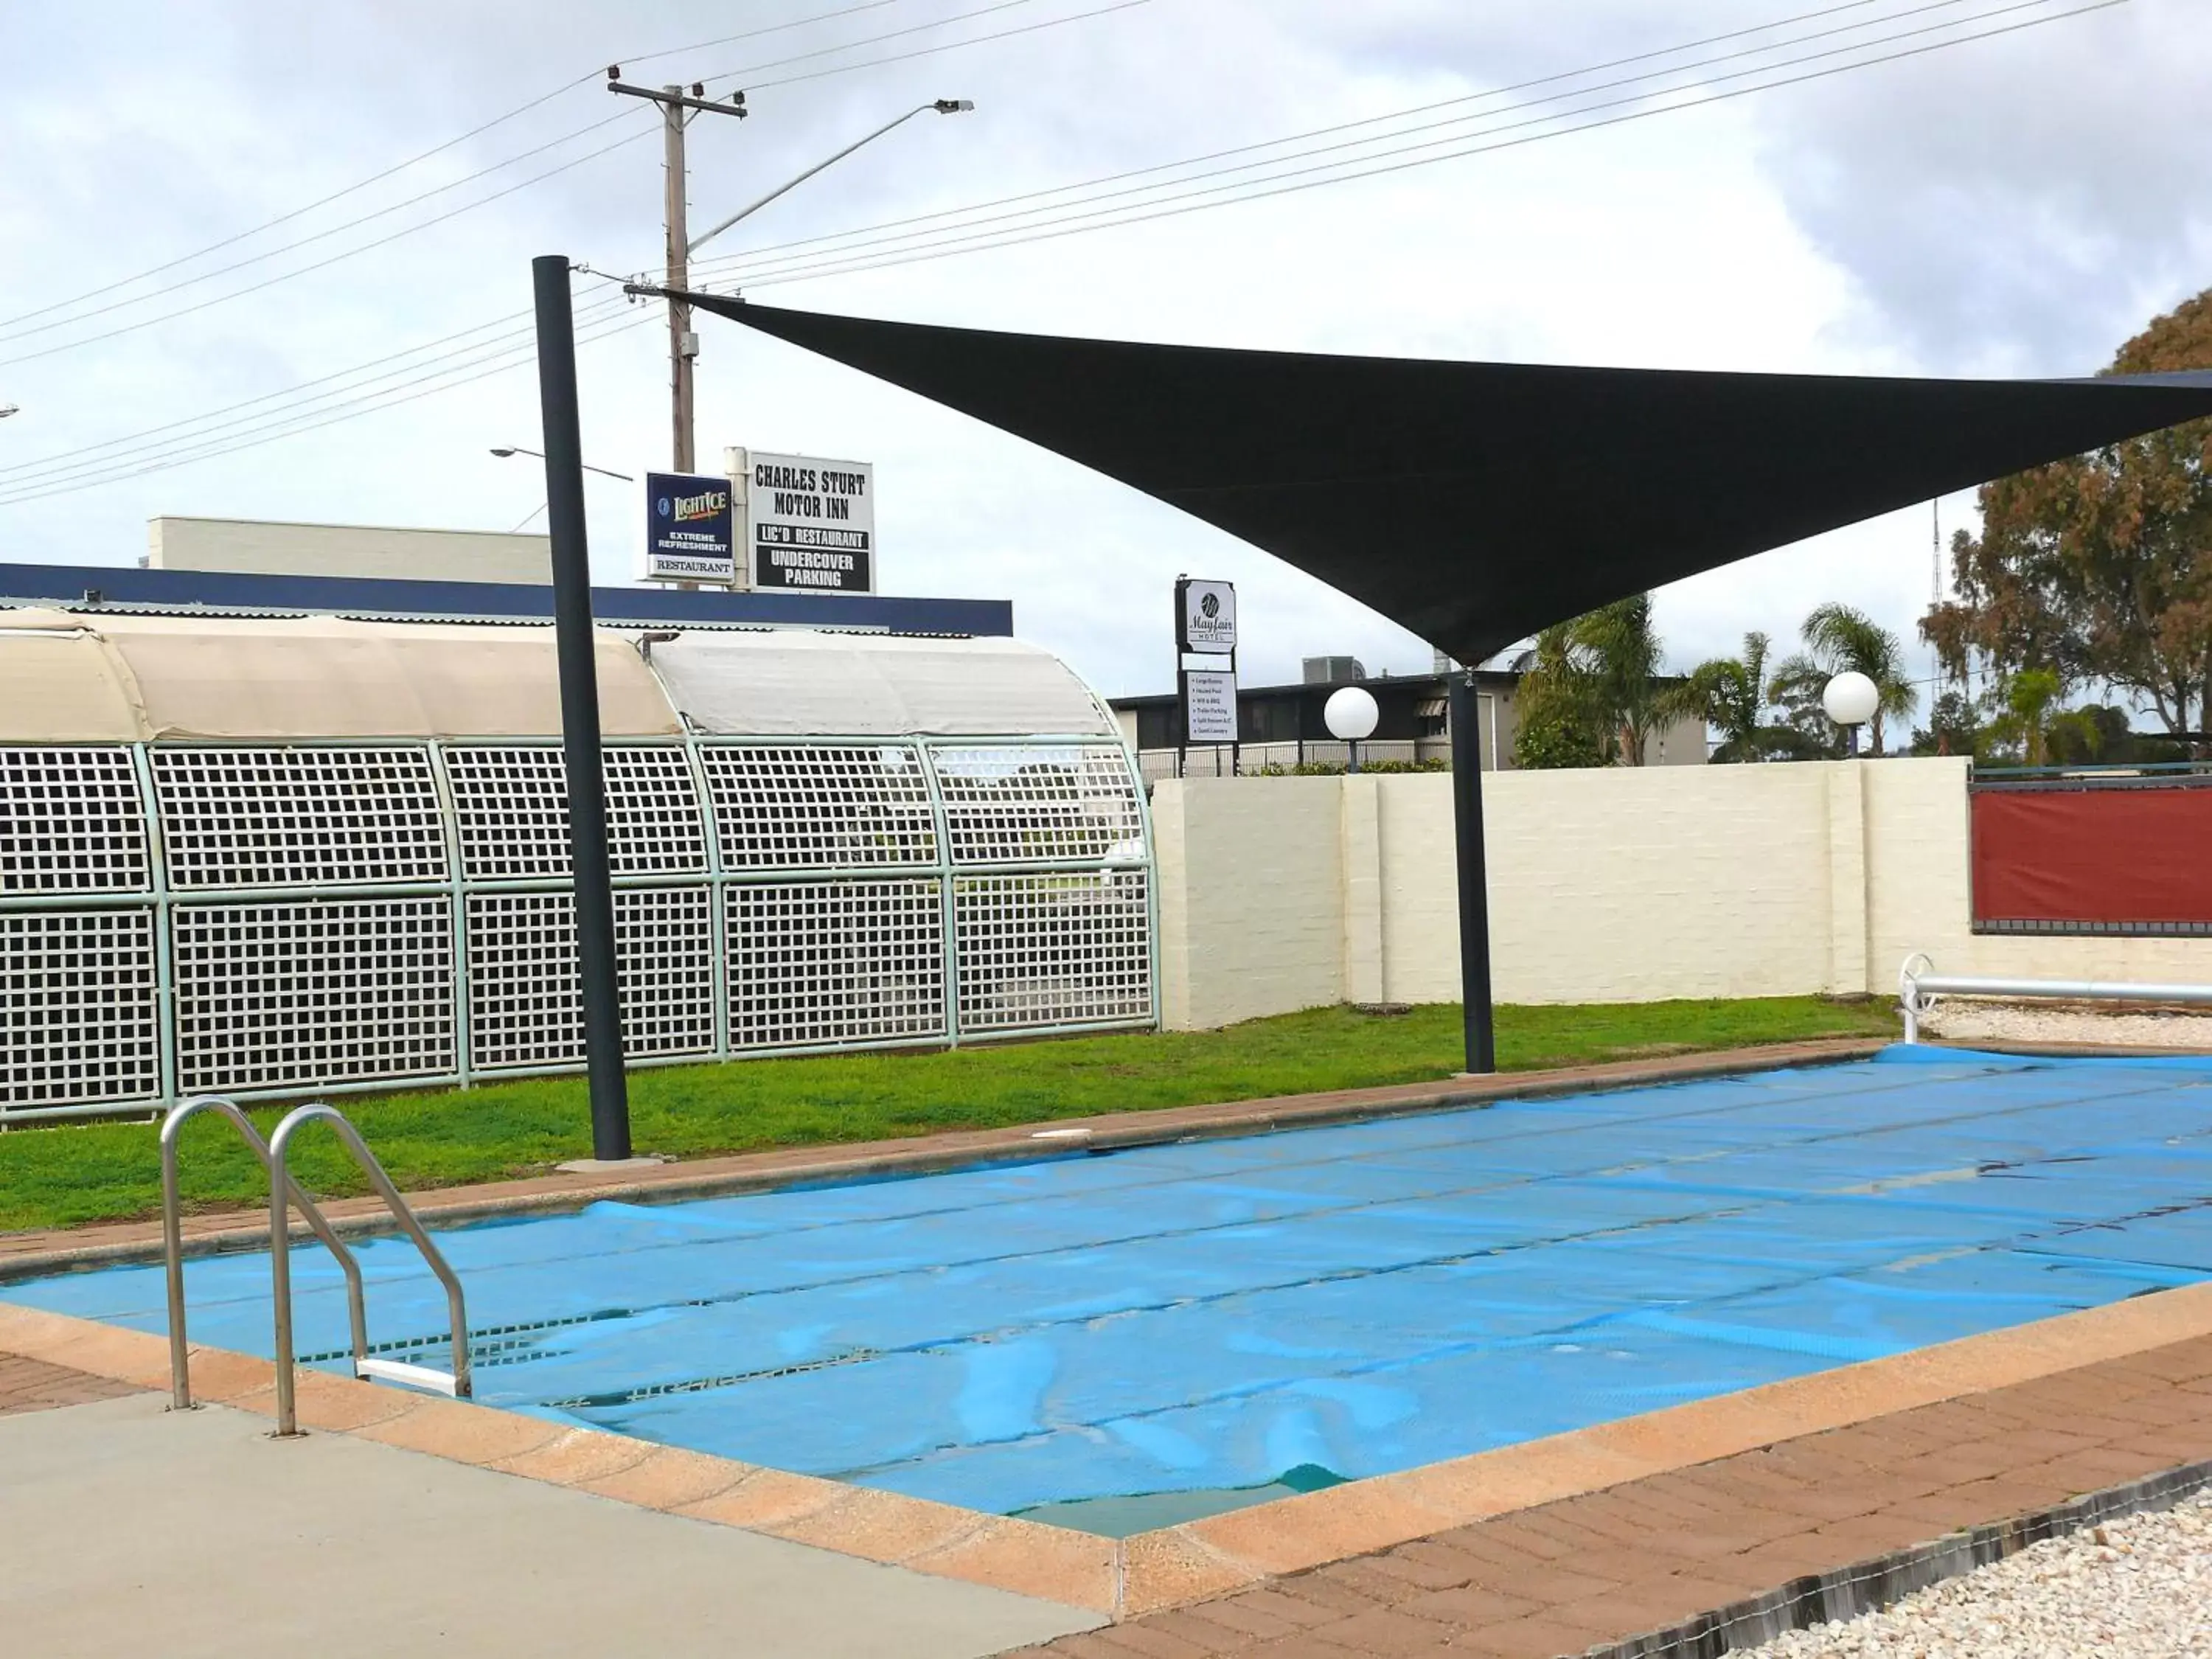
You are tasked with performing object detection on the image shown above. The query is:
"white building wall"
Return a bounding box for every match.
[1158,757,2212,1027]
[148,517,554,585]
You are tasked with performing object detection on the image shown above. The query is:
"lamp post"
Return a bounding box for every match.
[0,403,18,420]
[1823,671,1881,757]
[1324,684,1380,773]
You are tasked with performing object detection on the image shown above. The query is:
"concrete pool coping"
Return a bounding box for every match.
[12,1278,2212,1623]
[0,1035,1891,1281]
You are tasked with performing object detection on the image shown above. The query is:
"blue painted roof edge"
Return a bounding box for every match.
[0,561,1012,636]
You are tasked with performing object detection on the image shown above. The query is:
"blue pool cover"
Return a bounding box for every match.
[12,1046,2212,1528]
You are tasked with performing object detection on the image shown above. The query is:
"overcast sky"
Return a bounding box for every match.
[2,0,2206,703]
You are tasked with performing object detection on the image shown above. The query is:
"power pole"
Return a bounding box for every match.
[664,86,694,473]
[607,70,748,474]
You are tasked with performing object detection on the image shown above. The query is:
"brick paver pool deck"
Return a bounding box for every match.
[0,1351,143,1416]
[999,1338,2212,1659]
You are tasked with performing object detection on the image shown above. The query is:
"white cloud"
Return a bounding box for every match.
[0,0,2201,709]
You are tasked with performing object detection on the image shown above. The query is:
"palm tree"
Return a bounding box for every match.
[1669,632,1766,762]
[1569,594,1668,765]
[1770,603,1919,754]
[1508,596,1669,767]
[1671,633,1832,762]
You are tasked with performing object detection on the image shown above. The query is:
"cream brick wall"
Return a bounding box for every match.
[1481,762,1838,1003]
[1155,756,2212,1027]
[1150,779,1346,1029]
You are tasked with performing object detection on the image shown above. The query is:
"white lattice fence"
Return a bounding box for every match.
[0,734,1155,1119]
[467,886,716,1068]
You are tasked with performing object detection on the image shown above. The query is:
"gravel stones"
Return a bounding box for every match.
[1747,1492,2212,1658]
[1919,1001,2212,1051]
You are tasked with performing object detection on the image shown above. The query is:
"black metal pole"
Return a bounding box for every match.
[1447,669,1496,1074]
[533,254,631,1161]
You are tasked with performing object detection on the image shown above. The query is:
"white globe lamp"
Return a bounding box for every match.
[1324,685,1380,771]
[1822,671,1880,756]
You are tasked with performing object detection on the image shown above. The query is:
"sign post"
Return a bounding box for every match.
[1175,577,1238,773]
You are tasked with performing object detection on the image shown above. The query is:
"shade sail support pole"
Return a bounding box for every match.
[532,253,633,1161]
[1448,669,1496,1074]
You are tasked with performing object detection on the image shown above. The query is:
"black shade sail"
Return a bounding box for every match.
[686,293,2212,664]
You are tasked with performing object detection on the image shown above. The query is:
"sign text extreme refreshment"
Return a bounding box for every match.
[644,471,737,583]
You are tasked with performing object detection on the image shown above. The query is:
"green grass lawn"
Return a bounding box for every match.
[0,996,1895,1235]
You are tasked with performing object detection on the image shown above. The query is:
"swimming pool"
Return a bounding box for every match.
[12,1047,2212,1533]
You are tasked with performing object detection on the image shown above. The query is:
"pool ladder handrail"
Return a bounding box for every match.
[159,1097,471,1435]
[161,1096,367,1412]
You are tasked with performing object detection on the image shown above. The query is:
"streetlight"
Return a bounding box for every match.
[1823,671,1880,757]
[493,445,632,535]
[490,445,631,482]
[686,100,975,257]
[608,72,975,474]
[0,403,18,420]
[1326,685,1381,773]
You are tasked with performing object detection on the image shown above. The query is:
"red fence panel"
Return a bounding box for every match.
[1972,783,2212,932]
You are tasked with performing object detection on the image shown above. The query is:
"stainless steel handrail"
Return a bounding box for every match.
[267,1102,471,1436]
[159,1096,368,1412]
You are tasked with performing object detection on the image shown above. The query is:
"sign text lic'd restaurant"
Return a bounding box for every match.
[748,452,875,594]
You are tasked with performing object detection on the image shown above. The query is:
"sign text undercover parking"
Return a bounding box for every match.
[745,452,874,593]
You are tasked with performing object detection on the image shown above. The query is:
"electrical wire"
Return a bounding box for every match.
[690,0,2123,293]
[0,291,637,493]
[0,304,557,479]
[693,0,1057,85]
[0,0,2126,507]
[0,307,659,509]
[0,0,1154,487]
[0,113,653,352]
[0,127,654,371]
[675,0,1983,277]
[0,0,935,336]
[0,0,1091,361]
[614,0,914,74]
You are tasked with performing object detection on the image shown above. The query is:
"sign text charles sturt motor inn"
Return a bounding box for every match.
[747,453,875,594]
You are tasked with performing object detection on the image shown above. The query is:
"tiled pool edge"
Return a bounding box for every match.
[0,1037,1888,1283]
[12,1276,2212,1622]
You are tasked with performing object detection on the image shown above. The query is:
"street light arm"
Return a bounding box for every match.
[490,445,633,483]
[688,102,966,256]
